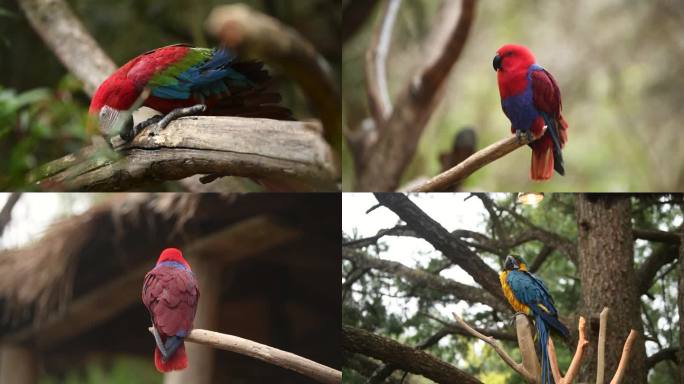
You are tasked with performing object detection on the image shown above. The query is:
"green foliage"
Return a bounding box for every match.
[0,76,89,189]
[40,356,162,384]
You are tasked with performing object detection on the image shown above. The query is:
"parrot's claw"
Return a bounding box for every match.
[148,104,207,136]
[122,115,162,142]
[508,311,528,327]
[515,130,534,145]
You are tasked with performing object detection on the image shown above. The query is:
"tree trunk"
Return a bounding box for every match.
[576,195,646,383]
[0,344,37,384]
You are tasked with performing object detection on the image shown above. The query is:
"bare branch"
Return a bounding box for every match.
[633,228,680,244]
[356,0,476,191]
[452,313,537,383]
[149,327,340,384]
[609,330,638,384]
[645,347,678,370]
[366,0,402,123]
[410,135,531,192]
[596,307,609,384]
[17,0,116,95]
[342,325,482,384]
[548,316,589,384]
[33,117,337,191]
[206,4,341,150]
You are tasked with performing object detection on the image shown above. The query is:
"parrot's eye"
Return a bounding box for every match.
[506,51,514,57]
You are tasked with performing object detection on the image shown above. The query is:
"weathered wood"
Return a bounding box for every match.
[17,0,116,95]
[33,116,338,191]
[0,344,37,384]
[165,255,222,384]
[207,4,341,150]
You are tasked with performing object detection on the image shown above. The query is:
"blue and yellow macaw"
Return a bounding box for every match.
[500,255,569,384]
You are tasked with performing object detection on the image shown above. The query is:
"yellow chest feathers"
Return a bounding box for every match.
[499,271,531,314]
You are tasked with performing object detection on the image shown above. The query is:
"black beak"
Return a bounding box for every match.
[493,54,502,71]
[503,255,517,270]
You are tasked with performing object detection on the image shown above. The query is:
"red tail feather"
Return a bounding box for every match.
[154,343,187,372]
[530,135,554,181]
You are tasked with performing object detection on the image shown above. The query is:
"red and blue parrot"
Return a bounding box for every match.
[493,44,568,180]
[500,255,569,384]
[89,43,290,142]
[142,248,199,372]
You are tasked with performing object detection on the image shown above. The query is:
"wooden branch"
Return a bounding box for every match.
[342,325,482,384]
[206,4,341,150]
[366,0,402,123]
[409,135,530,192]
[32,116,337,191]
[609,330,638,384]
[452,313,536,383]
[632,228,681,244]
[548,316,589,384]
[596,307,609,384]
[149,328,341,384]
[17,0,116,95]
[356,0,476,191]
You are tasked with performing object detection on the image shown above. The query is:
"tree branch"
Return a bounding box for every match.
[356,0,476,191]
[366,0,401,123]
[149,327,340,384]
[17,0,116,95]
[343,249,511,313]
[373,193,506,303]
[633,228,681,244]
[452,313,537,383]
[609,330,638,384]
[342,325,482,384]
[32,117,337,191]
[635,244,678,295]
[410,135,531,192]
[0,193,21,238]
[206,4,341,150]
[548,316,589,384]
[645,347,679,370]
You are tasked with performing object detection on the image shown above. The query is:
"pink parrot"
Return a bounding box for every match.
[142,248,199,372]
[89,44,290,142]
[493,44,569,180]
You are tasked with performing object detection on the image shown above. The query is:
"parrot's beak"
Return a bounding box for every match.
[503,255,517,270]
[493,54,502,71]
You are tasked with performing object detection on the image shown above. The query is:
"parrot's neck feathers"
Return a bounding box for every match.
[157,260,190,271]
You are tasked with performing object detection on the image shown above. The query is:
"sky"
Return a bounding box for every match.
[0,193,94,249]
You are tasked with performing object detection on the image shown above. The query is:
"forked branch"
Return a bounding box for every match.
[149,327,341,384]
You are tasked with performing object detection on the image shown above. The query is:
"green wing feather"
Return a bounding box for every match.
[147,47,212,88]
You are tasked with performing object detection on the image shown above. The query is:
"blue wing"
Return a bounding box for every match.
[152,47,252,100]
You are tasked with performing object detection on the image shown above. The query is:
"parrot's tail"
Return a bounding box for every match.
[530,135,555,181]
[154,343,187,372]
[534,314,552,384]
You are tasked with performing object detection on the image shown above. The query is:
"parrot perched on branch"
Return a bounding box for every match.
[493,44,568,181]
[89,43,291,142]
[142,248,199,372]
[500,255,569,384]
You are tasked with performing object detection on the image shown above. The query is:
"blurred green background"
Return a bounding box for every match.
[343,1,684,191]
[0,0,340,190]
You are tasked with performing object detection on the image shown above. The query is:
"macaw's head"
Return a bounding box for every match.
[88,75,138,137]
[503,255,529,271]
[156,248,191,269]
[493,44,536,73]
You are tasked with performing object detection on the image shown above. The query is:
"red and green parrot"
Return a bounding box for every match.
[500,255,569,384]
[89,43,290,142]
[142,248,199,372]
[493,44,569,181]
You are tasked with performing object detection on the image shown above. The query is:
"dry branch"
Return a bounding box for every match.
[149,328,341,384]
[17,0,115,95]
[355,0,476,191]
[206,4,341,150]
[32,117,337,191]
[453,313,537,383]
[596,307,609,384]
[548,316,589,384]
[410,135,531,192]
[610,330,638,384]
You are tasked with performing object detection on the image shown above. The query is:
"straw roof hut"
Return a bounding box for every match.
[0,193,340,384]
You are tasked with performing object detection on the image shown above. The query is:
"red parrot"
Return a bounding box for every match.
[493,44,568,180]
[89,44,291,142]
[142,248,199,372]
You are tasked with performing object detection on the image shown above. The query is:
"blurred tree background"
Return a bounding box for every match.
[343,1,684,191]
[342,193,682,383]
[0,0,340,190]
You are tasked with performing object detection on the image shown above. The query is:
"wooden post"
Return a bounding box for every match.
[164,254,222,384]
[0,344,38,384]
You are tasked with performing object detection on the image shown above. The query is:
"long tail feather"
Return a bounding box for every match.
[530,136,554,180]
[154,343,187,372]
[534,314,551,384]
